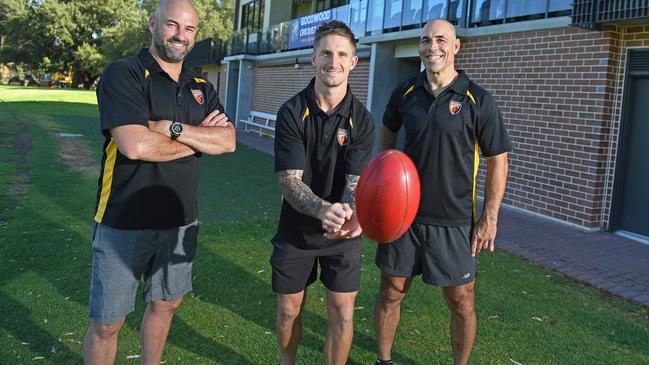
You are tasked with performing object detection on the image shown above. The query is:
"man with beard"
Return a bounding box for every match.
[373,19,510,365]
[83,1,235,363]
[271,21,374,365]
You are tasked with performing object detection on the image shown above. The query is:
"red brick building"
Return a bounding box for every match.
[214,0,649,241]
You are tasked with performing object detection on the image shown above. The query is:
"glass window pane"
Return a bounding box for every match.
[471,0,486,23]
[448,0,464,24]
[367,0,385,32]
[549,0,571,12]
[334,4,350,24]
[250,2,257,30]
[423,0,446,21]
[258,0,265,30]
[241,5,248,29]
[472,0,504,22]
[402,0,423,25]
[507,0,544,18]
[383,0,403,28]
[349,0,367,37]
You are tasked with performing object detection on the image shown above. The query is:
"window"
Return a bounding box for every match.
[383,0,403,29]
[367,0,386,33]
[402,0,423,26]
[423,0,447,22]
[241,0,264,32]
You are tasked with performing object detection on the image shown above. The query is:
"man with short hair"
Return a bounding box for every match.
[83,1,236,364]
[374,19,511,365]
[271,20,375,365]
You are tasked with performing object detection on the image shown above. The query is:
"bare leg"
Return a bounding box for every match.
[83,318,125,365]
[276,290,307,365]
[374,272,412,362]
[324,290,357,365]
[140,298,183,365]
[442,281,476,365]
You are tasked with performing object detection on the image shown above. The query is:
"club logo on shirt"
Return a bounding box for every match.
[191,89,204,105]
[449,100,462,115]
[337,128,349,146]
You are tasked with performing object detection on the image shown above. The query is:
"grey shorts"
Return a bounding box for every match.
[88,220,199,324]
[375,223,476,287]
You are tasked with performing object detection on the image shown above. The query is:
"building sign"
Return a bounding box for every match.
[288,6,350,49]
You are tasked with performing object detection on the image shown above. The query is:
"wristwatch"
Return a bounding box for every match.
[169,121,183,140]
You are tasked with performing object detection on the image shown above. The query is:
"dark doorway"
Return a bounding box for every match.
[611,49,649,238]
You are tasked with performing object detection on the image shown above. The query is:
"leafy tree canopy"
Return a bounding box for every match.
[0,0,233,87]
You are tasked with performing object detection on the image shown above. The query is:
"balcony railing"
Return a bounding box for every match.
[573,0,649,29]
[225,0,572,57]
[185,38,223,66]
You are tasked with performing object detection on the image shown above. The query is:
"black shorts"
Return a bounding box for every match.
[270,239,362,294]
[375,223,476,287]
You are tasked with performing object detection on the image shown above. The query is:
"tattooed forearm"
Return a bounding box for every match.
[342,174,360,211]
[277,170,328,219]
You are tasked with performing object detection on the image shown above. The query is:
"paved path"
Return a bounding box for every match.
[236,129,649,307]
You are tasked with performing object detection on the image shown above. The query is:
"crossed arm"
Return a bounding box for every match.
[277,170,362,239]
[111,109,236,162]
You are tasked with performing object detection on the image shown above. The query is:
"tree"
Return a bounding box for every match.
[0,0,234,88]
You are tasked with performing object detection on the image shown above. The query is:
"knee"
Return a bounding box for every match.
[379,286,407,307]
[150,298,183,314]
[447,294,475,318]
[91,321,123,341]
[329,302,355,325]
[277,300,302,322]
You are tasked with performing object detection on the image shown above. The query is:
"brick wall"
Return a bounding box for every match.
[457,25,646,230]
[251,58,370,115]
[236,23,649,231]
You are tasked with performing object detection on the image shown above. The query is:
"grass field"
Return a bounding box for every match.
[0,85,648,364]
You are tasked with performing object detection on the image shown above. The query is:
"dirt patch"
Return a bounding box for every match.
[58,136,99,177]
[7,116,32,196]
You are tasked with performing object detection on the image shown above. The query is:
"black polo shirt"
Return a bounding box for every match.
[384,70,511,226]
[94,48,223,229]
[273,78,375,249]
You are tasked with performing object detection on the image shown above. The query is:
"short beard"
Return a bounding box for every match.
[152,28,193,63]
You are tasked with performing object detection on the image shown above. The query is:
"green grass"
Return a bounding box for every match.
[0,85,648,364]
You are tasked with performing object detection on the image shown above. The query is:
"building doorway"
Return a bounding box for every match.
[611,48,649,240]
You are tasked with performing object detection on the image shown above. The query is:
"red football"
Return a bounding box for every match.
[355,149,420,243]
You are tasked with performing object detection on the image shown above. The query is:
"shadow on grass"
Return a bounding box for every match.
[2,101,422,363]
[190,225,420,364]
[0,292,85,363]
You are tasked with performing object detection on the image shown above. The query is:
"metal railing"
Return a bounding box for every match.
[573,0,649,29]
[185,38,223,66]
[225,0,572,57]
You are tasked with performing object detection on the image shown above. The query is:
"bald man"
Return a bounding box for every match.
[373,19,511,365]
[83,1,235,363]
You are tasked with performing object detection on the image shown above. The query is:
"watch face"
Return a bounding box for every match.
[171,123,183,135]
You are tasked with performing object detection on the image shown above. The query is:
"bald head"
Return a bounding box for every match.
[418,18,460,81]
[422,19,456,41]
[154,0,198,24]
[149,0,199,64]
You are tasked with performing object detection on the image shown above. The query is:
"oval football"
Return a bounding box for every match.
[355,149,421,243]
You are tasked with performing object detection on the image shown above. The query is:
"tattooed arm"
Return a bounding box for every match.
[324,174,363,239]
[277,170,352,233]
[341,174,360,211]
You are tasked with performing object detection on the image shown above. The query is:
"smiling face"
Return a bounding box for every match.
[419,20,460,78]
[311,34,358,89]
[149,0,198,64]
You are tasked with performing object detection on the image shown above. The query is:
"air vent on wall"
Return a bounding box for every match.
[629,49,649,74]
